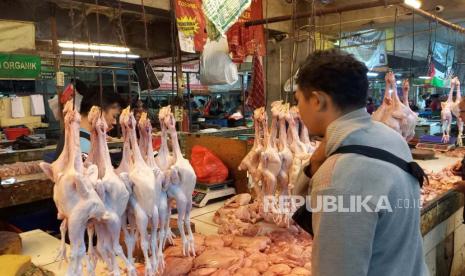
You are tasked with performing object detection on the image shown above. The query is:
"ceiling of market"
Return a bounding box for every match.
[119,0,465,57]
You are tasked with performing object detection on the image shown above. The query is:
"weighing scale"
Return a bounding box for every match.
[192,179,236,207]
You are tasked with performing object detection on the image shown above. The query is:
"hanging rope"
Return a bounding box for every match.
[70,8,77,111]
[170,0,175,103]
[310,0,316,53]
[393,7,397,57]
[288,0,298,103]
[140,0,151,111]
[264,0,269,106]
[94,0,103,115]
[410,8,415,78]
[117,0,133,106]
[338,12,342,50]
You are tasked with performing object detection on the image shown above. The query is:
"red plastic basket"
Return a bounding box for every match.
[4,127,30,140]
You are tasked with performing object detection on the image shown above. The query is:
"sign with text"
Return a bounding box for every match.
[0,54,41,79]
[175,0,207,53]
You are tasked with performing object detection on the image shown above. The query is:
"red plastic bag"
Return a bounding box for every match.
[190,145,228,184]
[60,83,74,104]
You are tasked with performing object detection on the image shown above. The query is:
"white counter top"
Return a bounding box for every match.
[416,153,461,173]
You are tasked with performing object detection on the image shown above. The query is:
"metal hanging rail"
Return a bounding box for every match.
[244,0,404,27]
[245,0,465,35]
[405,5,465,34]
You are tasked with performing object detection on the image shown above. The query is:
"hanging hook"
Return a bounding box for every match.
[70,8,77,111]
[117,0,133,107]
[94,0,103,117]
[338,12,342,50]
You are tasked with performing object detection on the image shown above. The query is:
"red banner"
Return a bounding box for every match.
[227,0,265,63]
[174,0,207,53]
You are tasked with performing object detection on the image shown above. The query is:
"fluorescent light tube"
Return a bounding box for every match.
[61,50,139,59]
[59,42,130,53]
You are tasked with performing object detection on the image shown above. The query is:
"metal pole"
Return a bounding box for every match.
[245,0,403,27]
[186,72,192,132]
[406,5,465,34]
[241,73,246,126]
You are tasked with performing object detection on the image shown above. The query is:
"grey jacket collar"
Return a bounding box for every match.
[325,108,371,156]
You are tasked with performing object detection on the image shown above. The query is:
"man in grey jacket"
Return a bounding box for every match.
[294,49,428,276]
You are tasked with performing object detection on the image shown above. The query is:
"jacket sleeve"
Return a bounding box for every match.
[311,187,379,276]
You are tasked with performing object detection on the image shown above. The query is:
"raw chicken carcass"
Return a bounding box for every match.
[155,108,178,249]
[137,112,169,270]
[450,77,463,145]
[86,106,133,275]
[400,79,418,141]
[372,72,408,138]
[161,106,197,256]
[39,101,107,276]
[441,80,456,143]
[259,106,282,197]
[238,107,266,194]
[120,107,161,275]
[287,108,311,197]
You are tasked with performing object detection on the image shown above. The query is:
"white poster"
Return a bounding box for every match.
[340,30,388,70]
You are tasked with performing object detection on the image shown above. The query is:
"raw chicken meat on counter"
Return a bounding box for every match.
[422,163,461,204]
[161,228,312,276]
[0,160,42,178]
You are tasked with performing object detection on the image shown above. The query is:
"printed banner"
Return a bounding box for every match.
[153,64,208,91]
[340,31,388,70]
[175,0,207,53]
[0,53,41,79]
[429,41,455,88]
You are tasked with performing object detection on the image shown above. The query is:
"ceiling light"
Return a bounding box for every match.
[59,41,130,53]
[396,80,401,84]
[367,72,379,77]
[404,0,422,9]
[61,50,139,59]
[419,76,431,79]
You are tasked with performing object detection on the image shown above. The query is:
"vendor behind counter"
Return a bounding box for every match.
[49,80,126,166]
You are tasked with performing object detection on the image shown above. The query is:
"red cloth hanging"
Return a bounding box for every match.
[227,0,265,63]
[246,54,265,109]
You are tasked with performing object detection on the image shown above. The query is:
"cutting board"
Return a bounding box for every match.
[0,231,22,254]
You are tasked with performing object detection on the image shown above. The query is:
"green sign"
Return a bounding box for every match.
[0,54,41,79]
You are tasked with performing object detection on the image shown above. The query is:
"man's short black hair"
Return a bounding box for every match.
[296,49,369,110]
[80,85,127,115]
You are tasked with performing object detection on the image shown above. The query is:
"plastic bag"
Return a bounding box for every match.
[200,38,238,85]
[190,145,228,184]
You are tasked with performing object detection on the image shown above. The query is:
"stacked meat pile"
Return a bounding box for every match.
[213,194,262,236]
[0,161,42,178]
[422,163,461,204]
[40,102,196,276]
[445,148,465,158]
[163,229,312,276]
